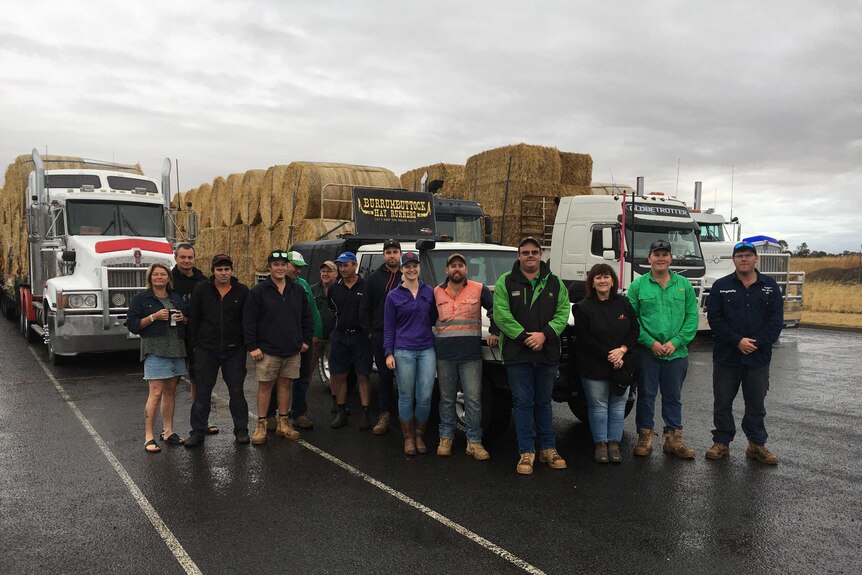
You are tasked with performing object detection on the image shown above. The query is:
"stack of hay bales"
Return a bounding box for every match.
[0,154,142,283]
[187,162,398,285]
[463,144,591,246]
[399,163,465,197]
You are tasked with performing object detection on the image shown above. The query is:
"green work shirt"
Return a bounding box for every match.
[626,270,698,360]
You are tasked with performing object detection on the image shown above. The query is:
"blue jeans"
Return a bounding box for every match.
[394,348,436,423]
[635,347,688,432]
[506,362,557,454]
[712,362,770,446]
[437,359,482,442]
[581,377,629,443]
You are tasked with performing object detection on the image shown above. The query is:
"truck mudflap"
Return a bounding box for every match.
[46,313,140,356]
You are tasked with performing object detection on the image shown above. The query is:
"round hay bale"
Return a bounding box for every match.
[222,173,244,226]
[239,169,266,225]
[249,223,273,277]
[195,183,214,228]
[209,176,228,229]
[263,165,292,228]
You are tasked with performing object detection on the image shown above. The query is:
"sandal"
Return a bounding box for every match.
[164,433,185,446]
[207,425,219,435]
[144,439,161,453]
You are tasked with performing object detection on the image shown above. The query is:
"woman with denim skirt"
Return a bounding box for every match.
[384,252,438,456]
[574,263,640,463]
[126,262,189,453]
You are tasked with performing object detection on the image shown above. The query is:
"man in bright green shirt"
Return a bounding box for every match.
[627,239,699,459]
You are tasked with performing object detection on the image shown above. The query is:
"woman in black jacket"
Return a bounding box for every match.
[574,264,639,463]
[126,263,189,453]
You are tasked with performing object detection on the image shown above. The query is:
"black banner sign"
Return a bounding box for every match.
[353,187,436,236]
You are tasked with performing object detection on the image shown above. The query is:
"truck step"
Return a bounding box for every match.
[30,323,45,336]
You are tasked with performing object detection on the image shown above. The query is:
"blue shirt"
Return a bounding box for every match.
[383,282,437,356]
[707,270,784,367]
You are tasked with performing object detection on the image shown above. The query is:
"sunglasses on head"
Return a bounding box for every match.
[270,251,289,259]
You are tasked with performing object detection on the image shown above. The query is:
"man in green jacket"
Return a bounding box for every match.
[494,237,570,475]
[627,239,699,459]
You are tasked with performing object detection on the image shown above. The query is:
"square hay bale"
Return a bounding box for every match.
[558,152,593,186]
[465,144,562,192]
[561,184,592,197]
[399,163,465,193]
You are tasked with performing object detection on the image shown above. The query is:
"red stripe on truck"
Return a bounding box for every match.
[95,239,174,254]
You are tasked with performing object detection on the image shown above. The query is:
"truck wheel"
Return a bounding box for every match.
[20,303,37,342]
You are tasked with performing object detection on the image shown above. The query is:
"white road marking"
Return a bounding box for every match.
[30,348,203,575]
[239,399,545,574]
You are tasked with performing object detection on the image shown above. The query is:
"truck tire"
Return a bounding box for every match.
[20,303,38,343]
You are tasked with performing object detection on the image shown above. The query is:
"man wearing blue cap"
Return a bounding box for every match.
[327,251,373,429]
[706,241,783,464]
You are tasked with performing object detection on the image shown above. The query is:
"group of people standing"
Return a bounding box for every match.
[125,235,783,473]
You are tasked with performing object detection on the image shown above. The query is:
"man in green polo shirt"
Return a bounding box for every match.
[627,239,699,459]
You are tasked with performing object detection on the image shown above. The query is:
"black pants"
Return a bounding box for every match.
[370,330,395,415]
[190,348,248,436]
[712,362,770,445]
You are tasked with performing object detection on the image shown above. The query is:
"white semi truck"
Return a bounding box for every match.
[0,150,197,363]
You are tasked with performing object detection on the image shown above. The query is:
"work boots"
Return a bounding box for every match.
[663,429,695,459]
[437,437,453,456]
[276,415,300,441]
[746,441,779,465]
[539,448,567,469]
[399,418,416,456]
[414,420,428,454]
[607,441,622,463]
[594,442,609,463]
[516,452,535,475]
[633,428,657,457]
[466,442,491,461]
[372,412,390,435]
[705,442,730,460]
[331,407,348,429]
[251,418,267,445]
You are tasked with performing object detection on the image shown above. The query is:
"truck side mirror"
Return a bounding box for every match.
[484,215,493,243]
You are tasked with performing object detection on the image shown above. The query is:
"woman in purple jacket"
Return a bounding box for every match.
[384,252,438,456]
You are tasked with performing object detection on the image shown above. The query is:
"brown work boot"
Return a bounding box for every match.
[251,418,267,445]
[705,442,730,460]
[594,442,609,463]
[266,416,277,431]
[414,420,427,454]
[466,442,491,461]
[608,441,622,463]
[437,437,453,456]
[633,428,656,456]
[372,412,390,435]
[516,452,535,475]
[399,418,416,456]
[276,416,300,441]
[663,429,695,459]
[293,414,314,429]
[746,441,779,465]
[539,448,567,469]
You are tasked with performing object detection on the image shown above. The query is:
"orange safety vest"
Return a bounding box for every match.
[434,279,483,339]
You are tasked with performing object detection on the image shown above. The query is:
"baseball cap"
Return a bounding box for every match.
[383,238,401,250]
[732,241,757,256]
[518,237,541,249]
[268,249,290,263]
[211,253,233,270]
[648,239,672,254]
[400,252,419,266]
[335,251,357,264]
[320,260,337,271]
[287,250,307,267]
[446,253,466,266]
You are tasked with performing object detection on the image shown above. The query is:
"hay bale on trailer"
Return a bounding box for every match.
[238,169,266,225]
[195,182,215,228]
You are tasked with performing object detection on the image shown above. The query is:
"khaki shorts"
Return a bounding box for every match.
[255,352,301,381]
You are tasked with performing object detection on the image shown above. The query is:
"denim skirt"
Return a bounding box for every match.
[143,354,188,381]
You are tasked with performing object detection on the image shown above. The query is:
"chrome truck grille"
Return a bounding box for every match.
[106,267,148,309]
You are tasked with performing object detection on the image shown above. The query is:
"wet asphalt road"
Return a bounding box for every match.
[1,318,860,575]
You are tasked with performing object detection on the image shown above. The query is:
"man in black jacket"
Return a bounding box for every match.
[358,238,402,435]
[185,254,251,447]
[244,249,313,445]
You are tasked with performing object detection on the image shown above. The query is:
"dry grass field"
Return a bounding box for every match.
[794,256,862,328]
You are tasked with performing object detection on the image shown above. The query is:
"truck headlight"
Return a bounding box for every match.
[67,294,97,308]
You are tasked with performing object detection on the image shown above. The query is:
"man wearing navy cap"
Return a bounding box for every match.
[706,241,783,464]
[327,251,373,429]
[359,238,402,435]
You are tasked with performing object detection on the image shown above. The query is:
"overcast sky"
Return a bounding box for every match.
[2,1,859,252]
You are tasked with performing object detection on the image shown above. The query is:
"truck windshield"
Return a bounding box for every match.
[625,227,704,262]
[66,200,164,237]
[697,223,727,242]
[435,215,483,243]
[426,249,515,286]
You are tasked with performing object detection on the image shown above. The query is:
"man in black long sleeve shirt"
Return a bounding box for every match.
[358,239,402,435]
